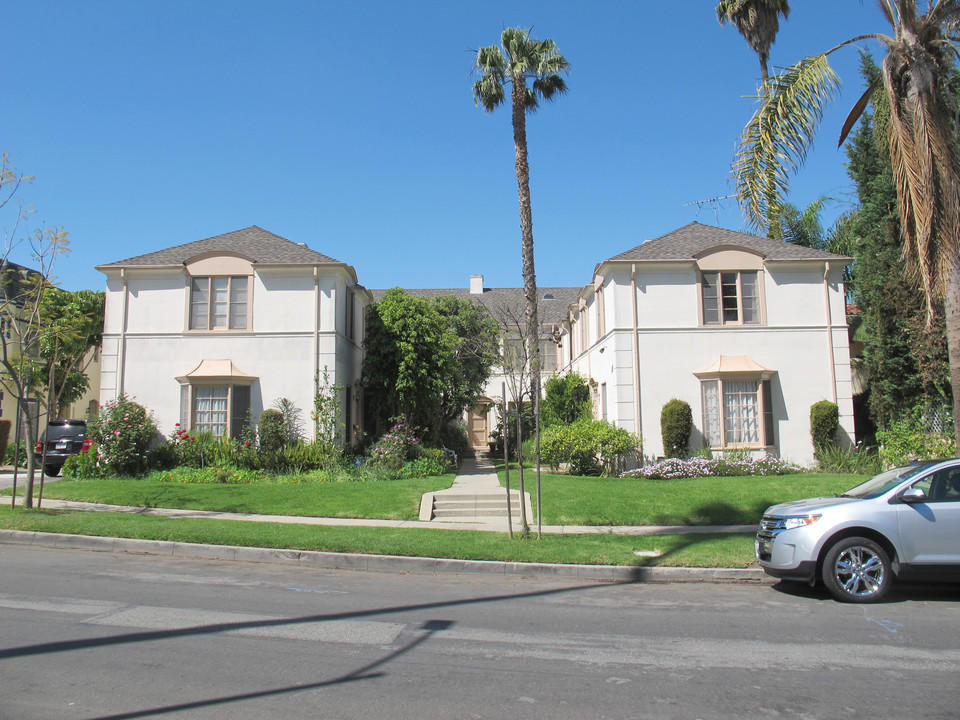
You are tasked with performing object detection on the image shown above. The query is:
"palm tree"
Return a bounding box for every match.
[472,28,569,450]
[716,0,791,85]
[731,0,960,444]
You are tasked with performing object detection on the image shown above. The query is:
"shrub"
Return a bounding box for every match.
[660,398,693,459]
[146,441,179,471]
[489,404,535,460]
[62,447,103,479]
[257,408,286,463]
[542,372,591,427]
[541,420,638,476]
[877,408,956,468]
[815,442,882,475]
[397,456,446,479]
[91,394,158,476]
[274,442,332,474]
[810,400,839,452]
[437,423,468,461]
[0,418,11,464]
[5,442,26,468]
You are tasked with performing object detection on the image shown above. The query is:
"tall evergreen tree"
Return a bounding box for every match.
[837,52,950,426]
[730,1,960,445]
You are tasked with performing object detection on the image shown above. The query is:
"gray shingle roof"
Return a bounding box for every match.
[370,286,581,324]
[97,226,342,268]
[606,222,851,263]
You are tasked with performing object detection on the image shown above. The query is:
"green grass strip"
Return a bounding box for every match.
[0,505,756,568]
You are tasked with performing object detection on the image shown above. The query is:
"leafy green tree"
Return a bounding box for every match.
[364,290,499,442]
[37,288,104,415]
[730,1,960,446]
[542,372,591,427]
[473,28,570,448]
[716,0,791,85]
[433,295,500,435]
[0,153,70,507]
[363,289,453,436]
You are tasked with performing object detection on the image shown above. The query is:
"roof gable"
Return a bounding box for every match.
[605,222,850,263]
[97,226,343,269]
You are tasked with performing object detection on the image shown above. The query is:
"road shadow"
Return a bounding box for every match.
[770,578,960,604]
[0,579,630,719]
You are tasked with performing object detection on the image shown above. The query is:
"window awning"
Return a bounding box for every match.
[176,359,257,385]
[694,355,776,380]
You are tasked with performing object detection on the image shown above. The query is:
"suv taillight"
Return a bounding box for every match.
[81,438,93,452]
[35,441,42,453]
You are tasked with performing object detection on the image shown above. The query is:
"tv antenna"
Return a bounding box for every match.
[683,194,737,226]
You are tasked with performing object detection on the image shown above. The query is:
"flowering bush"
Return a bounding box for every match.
[90,394,158,476]
[622,454,801,479]
[367,422,421,471]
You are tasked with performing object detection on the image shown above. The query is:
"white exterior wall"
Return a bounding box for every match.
[99,263,368,440]
[558,259,855,467]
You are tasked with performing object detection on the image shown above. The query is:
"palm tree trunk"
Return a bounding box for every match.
[511,81,541,459]
[945,257,960,455]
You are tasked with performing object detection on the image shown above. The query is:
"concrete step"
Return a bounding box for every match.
[432,499,521,510]
[432,508,518,518]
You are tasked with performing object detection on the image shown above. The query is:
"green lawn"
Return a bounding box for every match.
[0,469,870,568]
[26,473,457,521]
[26,470,866,527]
[506,470,864,525]
[0,505,756,568]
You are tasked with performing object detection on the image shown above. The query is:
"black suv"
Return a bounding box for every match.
[36,419,90,476]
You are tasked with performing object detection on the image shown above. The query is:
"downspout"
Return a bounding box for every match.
[118,269,129,396]
[631,264,643,459]
[313,267,320,440]
[823,261,838,404]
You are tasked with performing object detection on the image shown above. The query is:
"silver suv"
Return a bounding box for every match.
[756,459,960,602]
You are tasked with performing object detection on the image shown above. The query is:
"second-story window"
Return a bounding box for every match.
[190,276,248,330]
[701,271,760,325]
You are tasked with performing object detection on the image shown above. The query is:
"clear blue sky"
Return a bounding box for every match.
[5,1,889,293]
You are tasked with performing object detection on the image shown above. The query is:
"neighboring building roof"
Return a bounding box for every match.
[370,286,581,325]
[604,221,851,263]
[96,226,344,269]
[0,260,42,306]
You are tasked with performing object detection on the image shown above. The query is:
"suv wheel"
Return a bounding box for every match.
[822,536,891,603]
[44,464,61,477]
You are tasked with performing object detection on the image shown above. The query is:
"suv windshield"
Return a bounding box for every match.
[840,462,935,499]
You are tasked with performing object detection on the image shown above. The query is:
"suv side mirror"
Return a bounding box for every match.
[900,487,927,504]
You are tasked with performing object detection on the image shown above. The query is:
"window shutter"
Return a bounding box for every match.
[231,385,251,439]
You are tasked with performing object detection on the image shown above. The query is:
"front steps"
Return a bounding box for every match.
[419,489,533,525]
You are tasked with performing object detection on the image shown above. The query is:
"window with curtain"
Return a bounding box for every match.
[701,378,772,448]
[183,385,251,438]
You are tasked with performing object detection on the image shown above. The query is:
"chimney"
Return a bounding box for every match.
[470,274,484,295]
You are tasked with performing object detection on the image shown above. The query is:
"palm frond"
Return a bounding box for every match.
[732,54,841,232]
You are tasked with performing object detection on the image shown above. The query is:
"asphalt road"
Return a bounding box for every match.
[1,546,959,719]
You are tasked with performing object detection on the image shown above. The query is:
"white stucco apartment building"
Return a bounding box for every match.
[96,227,370,445]
[97,222,854,466]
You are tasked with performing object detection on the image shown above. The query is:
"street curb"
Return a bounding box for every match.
[0,529,770,584]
